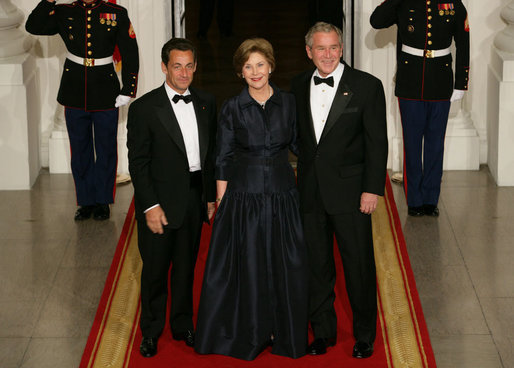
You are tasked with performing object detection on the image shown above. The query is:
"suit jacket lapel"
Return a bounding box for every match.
[299,72,317,146]
[190,89,209,165]
[319,67,354,144]
[155,85,187,156]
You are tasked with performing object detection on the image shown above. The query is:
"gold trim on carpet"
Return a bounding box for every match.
[373,194,428,368]
[87,217,142,368]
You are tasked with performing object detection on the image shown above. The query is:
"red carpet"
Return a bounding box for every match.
[80,177,437,368]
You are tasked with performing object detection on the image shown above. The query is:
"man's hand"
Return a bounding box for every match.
[207,202,216,221]
[115,94,132,108]
[360,192,378,215]
[145,206,168,234]
[450,89,465,102]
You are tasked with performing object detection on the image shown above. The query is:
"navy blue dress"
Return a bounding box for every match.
[195,86,308,360]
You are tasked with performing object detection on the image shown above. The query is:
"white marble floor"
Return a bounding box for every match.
[0,166,512,367]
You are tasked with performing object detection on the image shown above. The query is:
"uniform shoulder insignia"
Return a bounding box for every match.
[464,15,470,32]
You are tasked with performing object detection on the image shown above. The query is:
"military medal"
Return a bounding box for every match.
[450,10,455,15]
[100,13,116,27]
[438,3,454,16]
[408,25,415,33]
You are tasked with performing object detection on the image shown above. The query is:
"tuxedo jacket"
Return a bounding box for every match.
[127,84,217,227]
[291,64,388,214]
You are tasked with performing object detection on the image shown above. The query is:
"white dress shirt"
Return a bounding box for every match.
[164,82,201,172]
[310,63,345,143]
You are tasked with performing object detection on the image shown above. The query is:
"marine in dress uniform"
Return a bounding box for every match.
[370,0,470,216]
[26,0,139,220]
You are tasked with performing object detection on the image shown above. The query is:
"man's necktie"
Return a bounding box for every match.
[314,76,334,87]
[172,94,193,104]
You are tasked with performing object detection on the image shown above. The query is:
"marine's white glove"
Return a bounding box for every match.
[115,95,132,108]
[450,89,465,102]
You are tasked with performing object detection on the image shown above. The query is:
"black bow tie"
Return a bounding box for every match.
[172,94,192,104]
[314,76,334,87]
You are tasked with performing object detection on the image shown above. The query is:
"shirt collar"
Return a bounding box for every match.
[238,81,282,109]
[312,62,345,88]
[164,82,191,104]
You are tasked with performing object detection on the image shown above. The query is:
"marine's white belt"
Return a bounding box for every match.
[401,45,451,58]
[66,52,113,67]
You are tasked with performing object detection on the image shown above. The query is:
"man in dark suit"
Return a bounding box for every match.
[370,0,470,217]
[291,22,388,359]
[26,0,139,221]
[127,38,217,358]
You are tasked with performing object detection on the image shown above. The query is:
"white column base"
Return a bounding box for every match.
[390,112,480,174]
[0,53,41,189]
[48,129,71,174]
[443,111,480,170]
[487,47,514,186]
[48,126,129,175]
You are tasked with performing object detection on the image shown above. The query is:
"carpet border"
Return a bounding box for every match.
[79,199,136,368]
[383,178,437,368]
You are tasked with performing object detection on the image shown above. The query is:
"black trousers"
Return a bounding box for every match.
[138,181,203,338]
[302,184,377,344]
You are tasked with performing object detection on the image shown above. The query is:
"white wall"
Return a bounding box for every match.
[466,0,511,163]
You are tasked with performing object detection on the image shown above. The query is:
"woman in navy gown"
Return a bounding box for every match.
[195,38,308,360]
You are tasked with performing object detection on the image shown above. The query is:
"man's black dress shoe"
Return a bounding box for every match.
[172,330,195,347]
[93,204,110,221]
[408,206,424,217]
[423,204,439,217]
[307,337,336,355]
[74,205,95,221]
[352,341,374,358]
[140,337,158,357]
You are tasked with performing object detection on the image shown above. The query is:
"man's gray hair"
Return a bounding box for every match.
[305,22,344,48]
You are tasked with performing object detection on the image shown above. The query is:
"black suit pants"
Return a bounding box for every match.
[137,185,203,338]
[302,184,377,344]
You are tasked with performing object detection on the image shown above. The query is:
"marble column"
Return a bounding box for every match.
[0,0,40,189]
[488,1,514,186]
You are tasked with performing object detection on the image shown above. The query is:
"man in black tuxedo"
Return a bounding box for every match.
[127,38,217,358]
[291,22,388,359]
